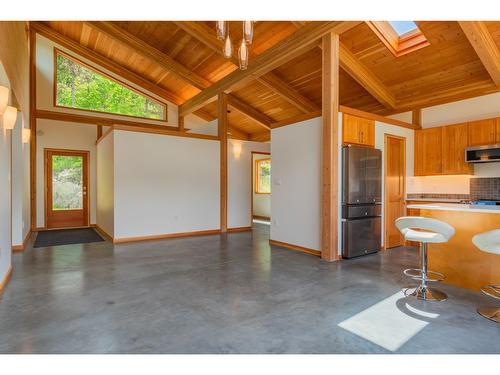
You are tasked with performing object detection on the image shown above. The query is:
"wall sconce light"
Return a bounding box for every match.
[22,128,31,143]
[2,106,17,130]
[0,85,9,115]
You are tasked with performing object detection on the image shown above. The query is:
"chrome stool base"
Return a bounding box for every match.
[404,285,448,301]
[403,268,445,282]
[477,307,500,323]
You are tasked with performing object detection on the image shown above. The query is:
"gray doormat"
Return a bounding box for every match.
[34,228,105,248]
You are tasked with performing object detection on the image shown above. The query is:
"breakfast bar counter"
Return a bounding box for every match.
[406,203,500,291]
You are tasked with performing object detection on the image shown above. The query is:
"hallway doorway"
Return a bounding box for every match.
[251,151,271,225]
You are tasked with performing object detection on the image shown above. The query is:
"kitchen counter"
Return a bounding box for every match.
[406,202,500,214]
[405,198,465,203]
[406,204,500,291]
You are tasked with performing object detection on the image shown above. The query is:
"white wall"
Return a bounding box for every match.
[113,130,220,239]
[11,114,30,246]
[96,132,114,237]
[271,117,322,251]
[36,120,98,227]
[252,152,271,219]
[0,63,13,282]
[227,140,270,228]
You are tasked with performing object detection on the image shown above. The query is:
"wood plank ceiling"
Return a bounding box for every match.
[39,20,500,140]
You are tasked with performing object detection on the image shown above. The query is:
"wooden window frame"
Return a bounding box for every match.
[255,158,271,195]
[54,48,168,122]
[366,21,430,57]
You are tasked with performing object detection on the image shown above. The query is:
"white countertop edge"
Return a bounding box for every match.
[407,203,500,214]
[406,198,465,203]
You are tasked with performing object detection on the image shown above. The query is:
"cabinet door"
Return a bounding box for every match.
[358,117,375,147]
[442,123,472,175]
[414,130,424,176]
[419,128,443,176]
[468,119,496,146]
[342,114,360,144]
[496,118,500,143]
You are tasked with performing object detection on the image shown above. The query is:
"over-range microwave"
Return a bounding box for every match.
[465,144,500,163]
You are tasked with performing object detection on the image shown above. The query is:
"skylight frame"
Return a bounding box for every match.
[367,21,430,57]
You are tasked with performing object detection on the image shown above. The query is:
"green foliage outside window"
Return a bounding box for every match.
[52,155,83,210]
[256,159,271,194]
[56,52,165,120]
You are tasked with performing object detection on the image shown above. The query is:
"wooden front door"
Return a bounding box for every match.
[384,135,406,249]
[45,149,89,229]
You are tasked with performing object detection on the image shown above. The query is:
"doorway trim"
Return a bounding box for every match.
[44,148,90,229]
[250,151,271,224]
[383,134,406,249]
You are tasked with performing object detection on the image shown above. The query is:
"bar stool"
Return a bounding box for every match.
[472,229,500,323]
[395,216,455,301]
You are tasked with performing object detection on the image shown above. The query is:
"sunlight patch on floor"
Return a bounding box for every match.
[338,291,439,352]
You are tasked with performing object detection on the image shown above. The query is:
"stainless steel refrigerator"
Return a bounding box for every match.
[341,145,382,258]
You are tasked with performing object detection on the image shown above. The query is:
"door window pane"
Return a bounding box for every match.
[52,155,83,210]
[256,159,271,194]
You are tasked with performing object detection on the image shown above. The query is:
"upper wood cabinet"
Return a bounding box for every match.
[468,119,497,146]
[342,114,375,147]
[497,118,500,143]
[442,123,472,175]
[414,127,442,175]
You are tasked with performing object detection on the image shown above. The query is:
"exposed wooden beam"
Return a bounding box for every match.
[174,21,320,113]
[192,108,215,122]
[412,109,422,129]
[339,43,396,109]
[179,21,347,116]
[227,95,272,130]
[228,126,250,140]
[340,106,416,130]
[249,131,270,142]
[30,22,183,105]
[218,93,228,233]
[458,21,500,87]
[321,32,340,262]
[178,115,185,132]
[86,21,211,90]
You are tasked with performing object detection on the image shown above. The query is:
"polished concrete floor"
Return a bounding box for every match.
[0,224,498,354]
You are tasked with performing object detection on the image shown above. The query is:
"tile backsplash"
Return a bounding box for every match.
[470,177,500,200]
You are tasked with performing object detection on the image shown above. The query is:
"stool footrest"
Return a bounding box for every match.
[403,268,445,282]
[481,285,500,300]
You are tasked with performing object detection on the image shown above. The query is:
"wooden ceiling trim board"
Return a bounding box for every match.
[86,21,212,90]
[339,105,416,130]
[179,21,347,116]
[458,21,500,87]
[227,95,273,130]
[339,43,396,109]
[30,22,183,105]
[174,21,319,113]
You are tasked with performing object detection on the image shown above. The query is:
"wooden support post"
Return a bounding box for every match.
[178,115,185,132]
[218,93,228,233]
[29,27,37,231]
[321,32,340,262]
[412,109,422,129]
[96,125,103,139]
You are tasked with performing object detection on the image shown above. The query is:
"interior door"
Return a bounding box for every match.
[45,149,89,229]
[384,135,406,249]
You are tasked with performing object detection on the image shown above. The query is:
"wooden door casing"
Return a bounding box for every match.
[45,149,89,229]
[384,134,406,249]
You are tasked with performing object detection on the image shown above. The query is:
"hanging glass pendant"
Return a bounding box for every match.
[216,21,226,40]
[243,21,253,45]
[238,40,249,70]
[223,33,233,59]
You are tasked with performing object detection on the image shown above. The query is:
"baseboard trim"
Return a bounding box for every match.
[0,266,13,294]
[269,239,321,257]
[12,230,32,252]
[253,215,270,221]
[94,224,113,242]
[227,226,252,233]
[113,229,221,244]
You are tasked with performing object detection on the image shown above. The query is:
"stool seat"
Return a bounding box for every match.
[472,229,500,255]
[402,229,449,243]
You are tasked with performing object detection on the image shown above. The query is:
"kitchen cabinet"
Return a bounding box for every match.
[342,113,375,147]
[497,118,500,143]
[468,119,496,146]
[414,127,442,175]
[442,123,472,175]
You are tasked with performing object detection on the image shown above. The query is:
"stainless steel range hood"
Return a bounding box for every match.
[465,144,500,163]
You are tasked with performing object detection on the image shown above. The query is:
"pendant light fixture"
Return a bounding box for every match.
[243,21,253,45]
[223,32,233,59]
[0,85,9,115]
[2,106,17,130]
[216,21,226,40]
[238,40,249,70]
[216,21,254,70]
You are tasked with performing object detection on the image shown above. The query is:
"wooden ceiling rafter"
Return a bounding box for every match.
[227,95,273,130]
[458,21,500,87]
[174,21,320,113]
[179,21,351,117]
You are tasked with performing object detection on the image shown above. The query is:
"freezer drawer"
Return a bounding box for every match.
[343,204,382,219]
[342,217,381,258]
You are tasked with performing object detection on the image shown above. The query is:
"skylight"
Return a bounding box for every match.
[389,21,418,36]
